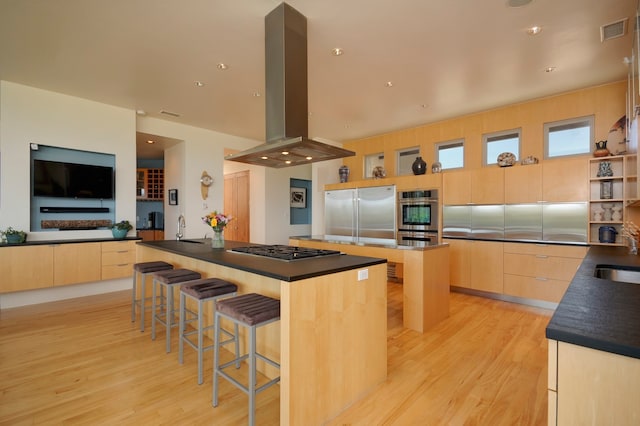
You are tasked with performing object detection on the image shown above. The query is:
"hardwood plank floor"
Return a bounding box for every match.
[0,284,551,425]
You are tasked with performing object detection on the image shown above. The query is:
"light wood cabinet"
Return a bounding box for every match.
[471,167,504,204]
[0,240,136,294]
[443,238,471,289]
[53,242,102,286]
[505,164,542,203]
[503,243,586,303]
[469,240,503,293]
[542,157,588,202]
[0,245,54,293]
[548,339,640,425]
[101,240,136,279]
[442,170,471,204]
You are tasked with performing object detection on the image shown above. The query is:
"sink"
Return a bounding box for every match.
[593,265,640,284]
[179,239,205,244]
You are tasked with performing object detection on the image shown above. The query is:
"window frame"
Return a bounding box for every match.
[483,128,521,166]
[434,139,465,170]
[363,152,385,178]
[543,115,595,159]
[396,146,420,176]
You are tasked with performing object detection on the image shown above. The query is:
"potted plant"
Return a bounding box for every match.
[1,227,28,244]
[111,220,133,239]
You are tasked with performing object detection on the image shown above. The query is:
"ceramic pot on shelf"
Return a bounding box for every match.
[411,157,427,175]
[594,140,610,158]
[338,165,350,183]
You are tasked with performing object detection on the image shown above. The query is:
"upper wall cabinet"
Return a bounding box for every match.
[542,157,588,202]
[442,170,471,204]
[505,164,542,204]
[442,168,505,204]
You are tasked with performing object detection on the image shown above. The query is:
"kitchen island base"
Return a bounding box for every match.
[136,243,387,425]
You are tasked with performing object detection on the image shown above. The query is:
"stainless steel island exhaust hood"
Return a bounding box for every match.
[224,3,355,168]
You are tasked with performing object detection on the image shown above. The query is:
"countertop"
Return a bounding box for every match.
[137,239,387,282]
[0,236,141,247]
[291,235,448,251]
[546,245,640,359]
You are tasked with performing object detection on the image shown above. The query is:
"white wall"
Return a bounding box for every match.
[0,81,137,239]
[311,159,343,235]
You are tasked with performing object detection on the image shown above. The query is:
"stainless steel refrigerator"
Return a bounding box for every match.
[325,185,396,244]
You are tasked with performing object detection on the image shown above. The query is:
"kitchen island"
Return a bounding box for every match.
[136,239,387,425]
[290,236,450,333]
[546,246,640,425]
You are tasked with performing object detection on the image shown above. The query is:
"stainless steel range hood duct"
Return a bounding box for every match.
[225,3,355,168]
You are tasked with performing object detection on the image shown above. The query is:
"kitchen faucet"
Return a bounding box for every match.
[176,214,186,240]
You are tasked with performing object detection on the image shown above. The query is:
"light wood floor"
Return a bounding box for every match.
[0,283,551,425]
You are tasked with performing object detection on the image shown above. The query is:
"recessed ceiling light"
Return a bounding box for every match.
[285,160,292,164]
[527,26,542,35]
[421,104,429,109]
[282,151,289,155]
[261,156,268,160]
[217,63,228,70]
[306,156,313,160]
[545,66,556,73]
[507,0,532,7]
[136,109,147,116]
[194,81,205,87]
[252,92,262,97]
[147,140,155,144]
[332,48,344,56]
[385,81,393,87]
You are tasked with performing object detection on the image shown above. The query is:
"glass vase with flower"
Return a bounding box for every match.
[202,211,233,248]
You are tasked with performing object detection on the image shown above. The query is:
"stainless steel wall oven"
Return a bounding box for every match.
[397,189,439,246]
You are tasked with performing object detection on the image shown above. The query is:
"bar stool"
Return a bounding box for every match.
[151,268,202,353]
[179,278,240,385]
[212,293,281,426]
[131,261,173,332]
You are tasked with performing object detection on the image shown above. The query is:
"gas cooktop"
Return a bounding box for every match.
[230,245,341,261]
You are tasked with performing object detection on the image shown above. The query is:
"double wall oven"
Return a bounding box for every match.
[397,189,439,247]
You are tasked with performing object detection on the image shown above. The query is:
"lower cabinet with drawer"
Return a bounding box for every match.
[101,240,136,279]
[503,243,587,303]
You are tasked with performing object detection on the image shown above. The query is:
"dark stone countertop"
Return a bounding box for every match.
[546,245,640,359]
[0,236,141,247]
[136,239,387,282]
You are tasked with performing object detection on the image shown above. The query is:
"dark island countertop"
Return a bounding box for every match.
[546,245,640,359]
[136,239,387,282]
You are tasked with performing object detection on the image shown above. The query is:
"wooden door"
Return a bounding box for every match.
[505,164,542,203]
[53,242,102,286]
[224,170,250,242]
[469,240,503,293]
[471,167,505,204]
[442,170,471,204]
[543,157,588,202]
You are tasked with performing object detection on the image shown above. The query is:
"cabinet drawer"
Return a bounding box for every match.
[102,264,133,280]
[503,242,587,258]
[102,250,135,266]
[503,253,582,281]
[101,240,136,253]
[504,274,570,303]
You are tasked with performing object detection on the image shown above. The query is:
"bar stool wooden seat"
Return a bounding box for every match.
[151,268,201,353]
[212,293,281,426]
[178,278,239,385]
[132,261,173,332]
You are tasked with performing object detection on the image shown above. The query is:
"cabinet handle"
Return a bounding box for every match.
[536,255,548,259]
[535,277,549,281]
[117,263,128,267]
[117,250,128,253]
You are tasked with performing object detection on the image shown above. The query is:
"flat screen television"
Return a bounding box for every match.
[33,159,115,199]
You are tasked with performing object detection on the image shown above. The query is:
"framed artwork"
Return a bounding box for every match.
[168,189,178,205]
[290,187,306,208]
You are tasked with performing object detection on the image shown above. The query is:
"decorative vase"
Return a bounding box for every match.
[602,203,613,221]
[411,157,427,175]
[338,165,350,183]
[612,205,623,221]
[211,229,224,249]
[597,161,613,177]
[600,180,613,199]
[431,161,442,173]
[111,228,128,239]
[594,140,610,158]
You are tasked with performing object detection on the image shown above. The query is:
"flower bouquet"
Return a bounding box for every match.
[202,211,232,248]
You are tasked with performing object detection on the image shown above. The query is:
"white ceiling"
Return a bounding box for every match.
[0,0,636,158]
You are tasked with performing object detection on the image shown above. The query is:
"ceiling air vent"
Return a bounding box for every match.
[600,18,628,42]
[159,110,180,118]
